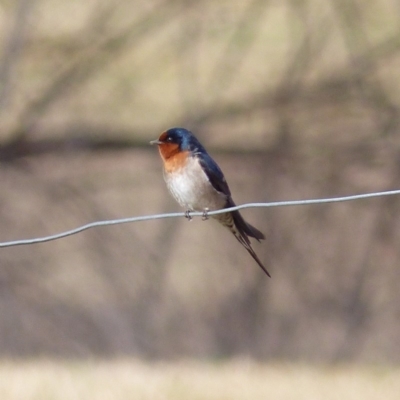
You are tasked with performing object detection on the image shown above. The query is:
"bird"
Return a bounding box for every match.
[150,127,270,277]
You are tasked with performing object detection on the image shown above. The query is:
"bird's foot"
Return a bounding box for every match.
[184,210,192,221]
[202,208,209,221]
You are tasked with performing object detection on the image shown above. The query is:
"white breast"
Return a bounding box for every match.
[164,156,227,211]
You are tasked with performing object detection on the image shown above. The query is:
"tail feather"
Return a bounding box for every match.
[232,210,265,241]
[233,231,271,277]
[215,208,270,277]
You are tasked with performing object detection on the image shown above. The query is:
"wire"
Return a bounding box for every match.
[1,189,399,248]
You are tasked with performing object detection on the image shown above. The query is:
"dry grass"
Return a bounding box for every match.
[0,359,398,400]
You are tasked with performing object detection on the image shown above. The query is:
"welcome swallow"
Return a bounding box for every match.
[150,127,269,277]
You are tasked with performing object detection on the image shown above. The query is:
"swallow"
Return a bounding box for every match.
[150,127,270,277]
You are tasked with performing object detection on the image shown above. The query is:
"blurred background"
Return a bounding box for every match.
[1,0,400,363]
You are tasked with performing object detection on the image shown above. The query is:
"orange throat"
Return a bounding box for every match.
[158,143,189,173]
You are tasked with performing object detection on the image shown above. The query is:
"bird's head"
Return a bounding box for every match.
[150,127,201,160]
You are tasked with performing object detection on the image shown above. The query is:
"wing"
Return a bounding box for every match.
[197,152,231,197]
[197,151,264,241]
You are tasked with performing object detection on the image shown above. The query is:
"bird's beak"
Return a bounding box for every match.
[150,139,162,145]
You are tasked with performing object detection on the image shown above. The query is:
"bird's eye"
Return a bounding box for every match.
[166,137,173,142]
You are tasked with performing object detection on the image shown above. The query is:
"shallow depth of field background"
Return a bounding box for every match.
[1,0,400,398]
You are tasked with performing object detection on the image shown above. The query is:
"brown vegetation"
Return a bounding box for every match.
[1,0,400,362]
